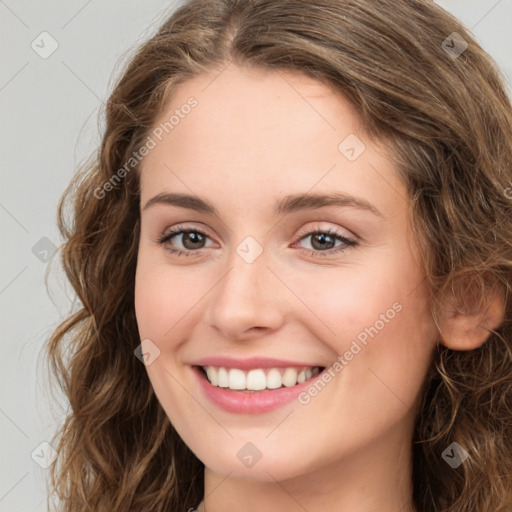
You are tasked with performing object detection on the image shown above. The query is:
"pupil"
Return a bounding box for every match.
[312,233,334,250]
[184,232,204,249]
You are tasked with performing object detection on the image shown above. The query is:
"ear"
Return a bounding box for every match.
[437,278,506,351]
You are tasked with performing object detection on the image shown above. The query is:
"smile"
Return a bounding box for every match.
[200,365,323,392]
[192,358,329,414]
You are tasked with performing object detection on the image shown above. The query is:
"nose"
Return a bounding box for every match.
[204,246,287,341]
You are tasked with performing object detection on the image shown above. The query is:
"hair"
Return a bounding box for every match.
[44,0,512,510]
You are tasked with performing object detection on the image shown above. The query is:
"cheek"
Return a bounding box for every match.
[134,255,198,427]
[134,250,199,342]
[293,257,436,405]
[291,263,400,348]
[134,264,166,340]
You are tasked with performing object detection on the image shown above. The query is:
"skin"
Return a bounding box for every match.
[134,63,505,512]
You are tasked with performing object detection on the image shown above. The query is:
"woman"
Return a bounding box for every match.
[46,0,512,510]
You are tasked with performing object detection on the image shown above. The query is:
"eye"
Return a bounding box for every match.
[293,227,357,257]
[155,224,357,258]
[156,225,213,258]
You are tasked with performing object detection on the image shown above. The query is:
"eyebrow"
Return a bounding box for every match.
[142,192,383,218]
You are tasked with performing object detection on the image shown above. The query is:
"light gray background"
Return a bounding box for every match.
[1,1,510,510]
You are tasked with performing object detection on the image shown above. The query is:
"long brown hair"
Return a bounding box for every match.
[45,0,512,510]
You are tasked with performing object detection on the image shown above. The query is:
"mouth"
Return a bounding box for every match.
[196,365,325,393]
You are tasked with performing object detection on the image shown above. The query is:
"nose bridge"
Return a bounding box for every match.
[206,239,285,338]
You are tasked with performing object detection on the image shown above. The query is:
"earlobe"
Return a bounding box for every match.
[438,286,507,351]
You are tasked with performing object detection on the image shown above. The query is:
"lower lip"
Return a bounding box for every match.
[193,366,323,414]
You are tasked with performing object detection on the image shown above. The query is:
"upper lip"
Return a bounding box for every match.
[191,356,325,370]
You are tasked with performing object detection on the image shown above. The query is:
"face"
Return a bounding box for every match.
[134,63,440,483]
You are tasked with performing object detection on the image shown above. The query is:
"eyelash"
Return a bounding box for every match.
[155,225,357,258]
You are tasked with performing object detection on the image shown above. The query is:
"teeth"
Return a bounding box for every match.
[202,365,322,391]
[228,368,246,390]
[217,367,229,388]
[282,368,298,387]
[246,369,267,390]
[206,367,218,386]
[266,368,282,389]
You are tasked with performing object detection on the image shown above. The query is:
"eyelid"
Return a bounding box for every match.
[156,221,358,257]
[292,225,357,257]
[295,222,356,240]
[157,223,216,246]
[158,222,355,242]
[158,222,214,239]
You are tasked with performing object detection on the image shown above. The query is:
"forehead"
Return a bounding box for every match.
[138,64,404,220]
[153,64,365,143]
